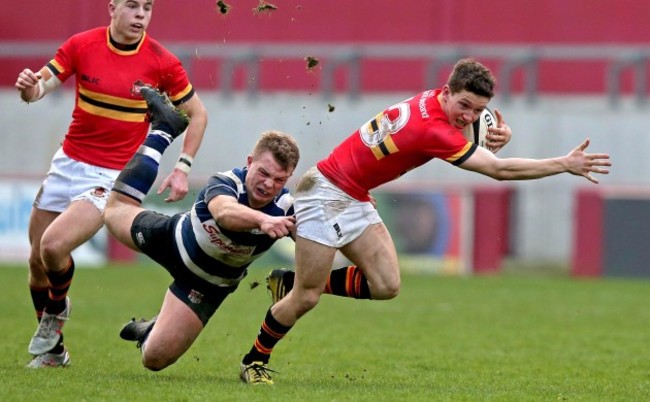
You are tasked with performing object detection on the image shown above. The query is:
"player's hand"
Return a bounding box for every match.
[158,168,189,202]
[16,68,43,102]
[260,216,296,239]
[15,68,41,90]
[486,109,511,154]
[564,138,611,184]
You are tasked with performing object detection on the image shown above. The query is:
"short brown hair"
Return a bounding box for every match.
[252,130,300,171]
[447,58,495,98]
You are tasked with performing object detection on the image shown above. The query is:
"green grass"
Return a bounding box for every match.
[0,263,648,401]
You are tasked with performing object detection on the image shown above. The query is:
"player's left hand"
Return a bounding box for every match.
[158,168,189,202]
[486,109,512,154]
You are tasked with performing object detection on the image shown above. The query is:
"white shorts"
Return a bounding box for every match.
[33,148,120,213]
[294,167,382,248]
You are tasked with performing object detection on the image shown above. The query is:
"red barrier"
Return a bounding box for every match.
[472,187,512,274]
[571,188,603,277]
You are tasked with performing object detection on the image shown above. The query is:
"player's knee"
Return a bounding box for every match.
[303,291,321,310]
[370,280,401,300]
[142,352,176,371]
[39,237,68,266]
[291,289,321,315]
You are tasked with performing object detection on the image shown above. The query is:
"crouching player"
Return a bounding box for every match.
[103,87,300,371]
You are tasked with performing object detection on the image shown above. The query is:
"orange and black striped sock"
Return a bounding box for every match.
[45,257,75,315]
[29,285,49,322]
[243,308,292,365]
[324,266,371,299]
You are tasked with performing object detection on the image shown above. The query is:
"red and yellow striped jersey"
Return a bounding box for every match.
[317,89,476,201]
[47,27,194,169]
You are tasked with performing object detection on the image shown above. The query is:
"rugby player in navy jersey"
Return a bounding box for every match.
[103,87,299,371]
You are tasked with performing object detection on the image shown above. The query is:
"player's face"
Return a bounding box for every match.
[109,0,154,44]
[245,151,293,209]
[440,86,490,131]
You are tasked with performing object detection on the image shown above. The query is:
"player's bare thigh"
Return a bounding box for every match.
[341,222,400,300]
[141,289,203,371]
[104,195,146,250]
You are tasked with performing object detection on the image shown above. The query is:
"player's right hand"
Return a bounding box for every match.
[260,216,296,239]
[15,68,42,90]
[564,138,611,184]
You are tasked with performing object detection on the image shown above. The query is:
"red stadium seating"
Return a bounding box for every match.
[3,0,650,97]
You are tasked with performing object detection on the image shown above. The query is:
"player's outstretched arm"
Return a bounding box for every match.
[460,138,611,183]
[209,195,296,239]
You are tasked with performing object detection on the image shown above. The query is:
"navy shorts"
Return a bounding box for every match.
[131,210,239,325]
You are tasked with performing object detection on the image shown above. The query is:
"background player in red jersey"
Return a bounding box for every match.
[15,0,208,368]
[238,58,611,384]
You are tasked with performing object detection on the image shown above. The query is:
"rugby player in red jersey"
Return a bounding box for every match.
[15,0,208,368]
[238,58,611,384]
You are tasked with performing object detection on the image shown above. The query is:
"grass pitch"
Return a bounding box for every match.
[0,263,648,401]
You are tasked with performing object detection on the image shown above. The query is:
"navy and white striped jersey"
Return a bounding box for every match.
[173,167,294,287]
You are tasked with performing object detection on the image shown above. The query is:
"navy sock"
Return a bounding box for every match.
[113,153,160,203]
[112,131,175,202]
[143,130,173,154]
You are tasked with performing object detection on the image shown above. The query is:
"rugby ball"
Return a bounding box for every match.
[463,108,496,150]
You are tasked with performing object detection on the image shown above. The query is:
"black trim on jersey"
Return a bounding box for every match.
[172,88,196,107]
[79,92,147,114]
[109,33,140,51]
[452,143,478,166]
[46,62,61,76]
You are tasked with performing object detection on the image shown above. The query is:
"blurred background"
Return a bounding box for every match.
[1,0,649,278]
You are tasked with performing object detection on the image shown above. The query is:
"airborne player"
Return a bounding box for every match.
[238,58,611,384]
